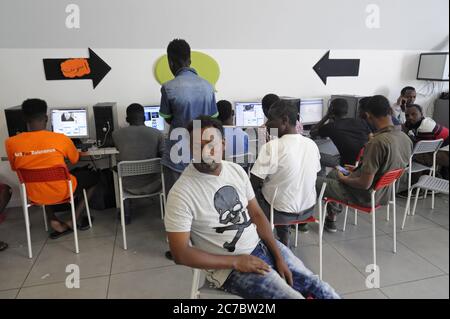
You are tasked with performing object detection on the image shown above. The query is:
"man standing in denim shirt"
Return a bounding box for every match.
[159,39,218,196]
[159,39,218,259]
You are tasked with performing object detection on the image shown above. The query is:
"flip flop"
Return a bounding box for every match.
[0,241,9,251]
[49,220,73,239]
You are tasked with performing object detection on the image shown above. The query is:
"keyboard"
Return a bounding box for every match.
[314,139,329,146]
[76,142,94,151]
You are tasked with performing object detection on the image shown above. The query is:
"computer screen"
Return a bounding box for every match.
[299,99,324,125]
[417,52,449,81]
[144,106,165,131]
[235,102,265,127]
[51,108,89,138]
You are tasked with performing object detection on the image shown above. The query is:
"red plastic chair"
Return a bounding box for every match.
[270,183,328,279]
[16,165,91,258]
[322,168,404,271]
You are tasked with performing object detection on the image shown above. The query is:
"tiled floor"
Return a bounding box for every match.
[0,195,448,299]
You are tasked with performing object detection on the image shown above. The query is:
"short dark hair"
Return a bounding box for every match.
[187,115,224,137]
[262,94,280,117]
[126,103,144,119]
[216,100,233,123]
[358,96,372,113]
[22,99,47,122]
[330,98,348,117]
[365,95,392,118]
[406,103,423,115]
[401,86,416,95]
[268,99,298,126]
[167,39,191,66]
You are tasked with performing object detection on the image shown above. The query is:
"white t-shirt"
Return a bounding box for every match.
[391,104,406,124]
[164,161,260,288]
[251,134,321,213]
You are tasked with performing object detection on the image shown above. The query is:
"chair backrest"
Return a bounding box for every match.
[412,139,444,156]
[117,158,162,178]
[17,165,70,184]
[373,168,405,191]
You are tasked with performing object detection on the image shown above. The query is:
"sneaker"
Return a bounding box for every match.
[324,218,337,233]
[78,216,95,231]
[298,223,309,233]
[165,251,173,261]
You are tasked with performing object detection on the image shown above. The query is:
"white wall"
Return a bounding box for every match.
[0,48,448,206]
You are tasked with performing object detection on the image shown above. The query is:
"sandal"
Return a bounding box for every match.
[0,241,9,251]
[49,220,73,240]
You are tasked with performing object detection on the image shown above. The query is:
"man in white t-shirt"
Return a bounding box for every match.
[164,116,339,299]
[392,86,416,124]
[251,100,321,246]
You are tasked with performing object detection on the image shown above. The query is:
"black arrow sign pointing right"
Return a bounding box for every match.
[313,50,360,85]
[43,48,111,89]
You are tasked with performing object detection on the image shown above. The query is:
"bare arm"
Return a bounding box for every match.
[338,170,375,190]
[167,232,270,275]
[310,114,330,138]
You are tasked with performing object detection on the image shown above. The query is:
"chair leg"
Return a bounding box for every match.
[42,206,48,232]
[83,189,92,229]
[354,209,358,225]
[401,189,413,229]
[319,200,323,280]
[412,187,421,217]
[120,197,128,250]
[386,204,390,221]
[431,191,435,210]
[295,224,298,248]
[68,182,79,254]
[343,206,349,232]
[21,189,32,259]
[371,192,377,269]
[159,193,164,220]
[190,269,201,299]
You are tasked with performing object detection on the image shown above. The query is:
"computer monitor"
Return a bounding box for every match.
[299,98,324,125]
[144,106,165,131]
[51,108,89,138]
[329,95,364,119]
[235,102,265,127]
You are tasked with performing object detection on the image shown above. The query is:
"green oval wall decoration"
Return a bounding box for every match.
[154,51,220,89]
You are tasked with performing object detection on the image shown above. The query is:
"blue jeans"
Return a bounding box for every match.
[222,241,340,299]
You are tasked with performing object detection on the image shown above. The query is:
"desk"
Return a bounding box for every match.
[2,147,121,208]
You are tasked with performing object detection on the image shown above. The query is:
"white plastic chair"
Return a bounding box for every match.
[17,165,92,258]
[190,269,239,299]
[117,158,166,250]
[403,139,444,218]
[402,175,449,228]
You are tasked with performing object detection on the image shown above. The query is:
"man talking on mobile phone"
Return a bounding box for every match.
[392,86,416,124]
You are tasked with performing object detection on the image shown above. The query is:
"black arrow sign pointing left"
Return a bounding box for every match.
[313,50,360,85]
[43,48,111,89]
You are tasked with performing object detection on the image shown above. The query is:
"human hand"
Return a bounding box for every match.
[275,258,293,286]
[233,255,270,275]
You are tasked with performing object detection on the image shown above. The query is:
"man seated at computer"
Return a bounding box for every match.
[164,116,339,299]
[403,103,449,179]
[112,103,164,224]
[216,100,249,159]
[392,86,416,124]
[5,99,97,238]
[316,95,412,232]
[310,98,371,167]
[250,100,321,246]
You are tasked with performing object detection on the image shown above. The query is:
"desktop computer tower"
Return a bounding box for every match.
[93,102,118,148]
[4,105,27,137]
[329,95,367,119]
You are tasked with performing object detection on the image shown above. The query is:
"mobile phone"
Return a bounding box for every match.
[335,165,350,176]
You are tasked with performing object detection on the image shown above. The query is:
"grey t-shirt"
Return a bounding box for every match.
[112,125,164,194]
[164,161,260,287]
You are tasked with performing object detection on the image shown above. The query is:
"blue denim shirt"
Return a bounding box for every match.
[159,67,218,172]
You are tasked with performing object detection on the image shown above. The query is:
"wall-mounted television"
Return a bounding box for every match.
[417,52,449,81]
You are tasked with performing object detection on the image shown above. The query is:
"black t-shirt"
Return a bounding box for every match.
[318,118,371,165]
